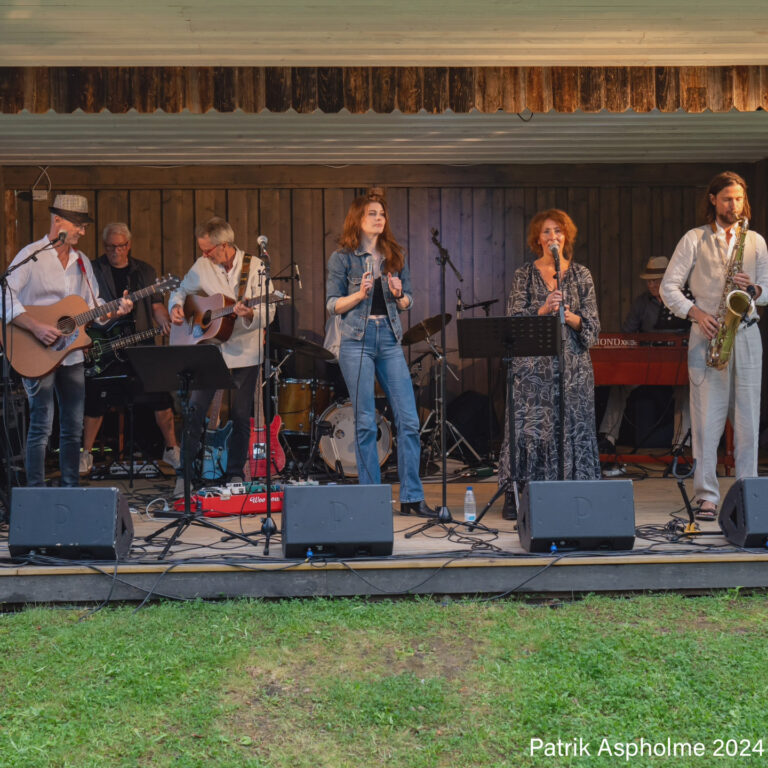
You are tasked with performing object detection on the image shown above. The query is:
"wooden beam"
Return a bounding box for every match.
[3,66,766,115]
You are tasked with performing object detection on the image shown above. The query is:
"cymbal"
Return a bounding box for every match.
[271,332,335,361]
[401,313,452,346]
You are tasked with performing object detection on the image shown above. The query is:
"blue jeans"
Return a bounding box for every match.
[23,363,85,487]
[338,317,424,503]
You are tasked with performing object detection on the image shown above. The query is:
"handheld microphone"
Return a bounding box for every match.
[256,235,270,263]
[548,242,561,276]
[364,255,373,276]
[294,263,302,290]
[456,288,462,319]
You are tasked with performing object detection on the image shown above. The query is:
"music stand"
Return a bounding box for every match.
[456,316,561,528]
[125,345,253,560]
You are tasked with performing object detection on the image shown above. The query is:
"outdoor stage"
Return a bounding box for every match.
[2,464,768,606]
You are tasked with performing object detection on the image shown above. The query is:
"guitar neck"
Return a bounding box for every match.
[107,327,163,352]
[209,292,283,322]
[74,281,173,327]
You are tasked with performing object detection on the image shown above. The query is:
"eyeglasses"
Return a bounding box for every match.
[105,241,130,251]
[201,243,221,258]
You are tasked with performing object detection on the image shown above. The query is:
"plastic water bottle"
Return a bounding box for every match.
[464,486,477,523]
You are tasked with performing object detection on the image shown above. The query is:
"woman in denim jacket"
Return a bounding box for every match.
[325,190,434,517]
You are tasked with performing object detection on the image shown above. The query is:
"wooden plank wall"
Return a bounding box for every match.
[6,166,750,407]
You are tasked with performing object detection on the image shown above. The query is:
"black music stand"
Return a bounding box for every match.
[457,316,561,527]
[125,345,254,560]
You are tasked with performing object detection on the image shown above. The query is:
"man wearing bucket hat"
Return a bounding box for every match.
[3,194,133,487]
[597,256,691,456]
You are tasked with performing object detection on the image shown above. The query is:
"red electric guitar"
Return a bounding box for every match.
[245,368,286,479]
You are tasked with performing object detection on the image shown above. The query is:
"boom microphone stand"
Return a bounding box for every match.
[0,235,63,520]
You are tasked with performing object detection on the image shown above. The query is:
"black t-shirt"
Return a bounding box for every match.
[110,264,131,300]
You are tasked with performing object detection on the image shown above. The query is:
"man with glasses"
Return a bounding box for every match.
[2,195,132,486]
[169,216,275,494]
[80,222,180,475]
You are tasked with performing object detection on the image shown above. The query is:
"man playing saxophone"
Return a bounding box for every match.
[661,172,768,520]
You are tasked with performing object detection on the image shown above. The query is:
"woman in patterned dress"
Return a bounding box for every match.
[498,209,601,519]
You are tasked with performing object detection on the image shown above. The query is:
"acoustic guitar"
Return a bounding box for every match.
[3,275,179,378]
[169,290,288,346]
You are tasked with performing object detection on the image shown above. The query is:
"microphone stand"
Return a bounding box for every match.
[550,245,567,481]
[0,237,60,520]
[430,229,462,517]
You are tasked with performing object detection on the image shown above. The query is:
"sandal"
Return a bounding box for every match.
[694,505,718,521]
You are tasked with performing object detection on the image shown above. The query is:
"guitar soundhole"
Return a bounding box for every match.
[201,311,211,327]
[57,316,76,334]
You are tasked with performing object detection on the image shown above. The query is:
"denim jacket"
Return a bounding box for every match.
[325,247,413,342]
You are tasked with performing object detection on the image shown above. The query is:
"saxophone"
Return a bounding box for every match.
[706,217,754,370]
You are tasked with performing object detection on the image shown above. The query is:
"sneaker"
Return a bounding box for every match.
[173,476,186,498]
[162,446,181,469]
[79,451,93,475]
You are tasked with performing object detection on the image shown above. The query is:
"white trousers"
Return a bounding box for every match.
[688,324,762,505]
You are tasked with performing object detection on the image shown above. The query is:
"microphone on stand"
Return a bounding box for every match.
[294,263,302,290]
[456,288,462,319]
[548,242,561,276]
[257,235,270,264]
[54,231,67,244]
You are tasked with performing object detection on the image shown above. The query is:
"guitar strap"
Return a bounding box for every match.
[237,251,254,301]
[76,254,100,308]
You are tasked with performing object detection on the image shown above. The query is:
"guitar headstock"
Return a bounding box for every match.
[156,274,181,293]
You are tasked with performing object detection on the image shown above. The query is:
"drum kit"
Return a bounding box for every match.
[270,312,479,481]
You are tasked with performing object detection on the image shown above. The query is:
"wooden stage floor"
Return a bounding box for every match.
[3,466,768,604]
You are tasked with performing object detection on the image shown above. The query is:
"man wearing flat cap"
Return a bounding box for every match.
[3,194,132,487]
[597,256,691,455]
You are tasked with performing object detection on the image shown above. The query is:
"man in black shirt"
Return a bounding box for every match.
[598,256,691,453]
[80,222,180,474]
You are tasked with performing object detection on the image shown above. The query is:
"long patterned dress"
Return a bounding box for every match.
[498,260,601,488]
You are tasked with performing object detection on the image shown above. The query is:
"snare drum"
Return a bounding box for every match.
[278,378,332,435]
[317,400,392,477]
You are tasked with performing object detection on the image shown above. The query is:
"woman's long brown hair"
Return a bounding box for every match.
[338,190,405,273]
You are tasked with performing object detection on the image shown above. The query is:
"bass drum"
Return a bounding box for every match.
[318,400,392,477]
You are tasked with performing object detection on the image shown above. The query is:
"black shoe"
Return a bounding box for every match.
[502,491,517,521]
[400,500,438,517]
[597,434,616,454]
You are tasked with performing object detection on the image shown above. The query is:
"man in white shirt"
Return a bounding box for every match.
[3,194,133,486]
[169,217,275,488]
[660,172,768,519]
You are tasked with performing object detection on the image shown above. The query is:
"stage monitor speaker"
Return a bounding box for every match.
[718,478,768,548]
[518,479,636,553]
[282,484,393,559]
[9,487,134,560]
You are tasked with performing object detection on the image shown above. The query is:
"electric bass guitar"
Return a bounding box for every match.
[84,325,164,378]
[3,274,180,378]
[169,290,289,346]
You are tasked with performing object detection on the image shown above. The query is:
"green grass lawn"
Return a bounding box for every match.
[2,593,768,767]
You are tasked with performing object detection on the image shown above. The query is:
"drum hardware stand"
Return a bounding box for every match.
[125,345,266,560]
[419,337,482,471]
[456,316,560,528]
